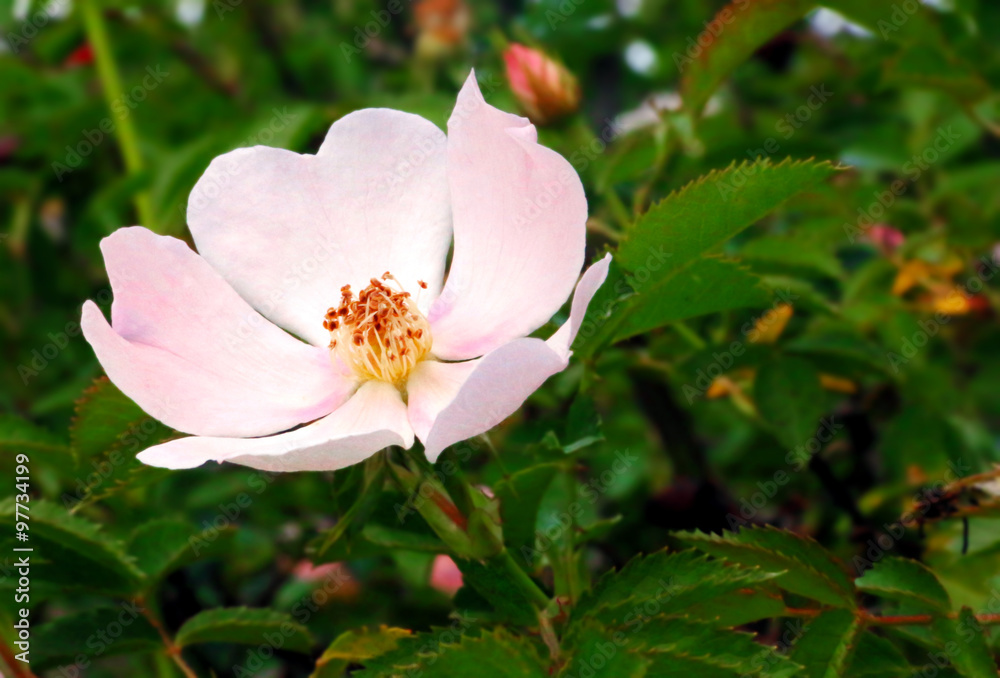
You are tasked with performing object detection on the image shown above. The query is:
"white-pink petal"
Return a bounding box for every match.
[137,380,413,472]
[427,72,588,361]
[187,109,452,347]
[81,227,353,438]
[408,255,611,459]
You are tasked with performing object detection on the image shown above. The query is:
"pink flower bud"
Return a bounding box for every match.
[866,224,904,255]
[429,554,464,596]
[504,44,580,125]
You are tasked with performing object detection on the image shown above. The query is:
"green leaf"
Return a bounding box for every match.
[560,621,650,678]
[684,586,790,628]
[741,236,843,279]
[754,356,827,449]
[789,609,862,678]
[494,463,561,569]
[681,0,818,114]
[31,605,161,671]
[358,628,548,678]
[453,556,541,626]
[845,633,911,678]
[174,607,313,653]
[72,377,168,462]
[613,258,772,342]
[128,519,235,583]
[855,556,951,613]
[931,608,997,678]
[629,615,801,677]
[67,378,173,507]
[0,499,144,594]
[309,453,389,559]
[564,394,604,453]
[572,549,781,625]
[0,413,70,457]
[576,159,839,356]
[676,527,855,608]
[311,626,412,678]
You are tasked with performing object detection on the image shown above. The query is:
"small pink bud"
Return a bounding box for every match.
[866,224,904,255]
[503,44,580,125]
[429,554,464,596]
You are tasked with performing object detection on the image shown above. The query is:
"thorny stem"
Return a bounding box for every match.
[80,0,157,232]
[138,598,198,678]
[387,449,553,615]
[784,607,1000,627]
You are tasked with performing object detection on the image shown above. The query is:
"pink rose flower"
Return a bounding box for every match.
[82,72,610,472]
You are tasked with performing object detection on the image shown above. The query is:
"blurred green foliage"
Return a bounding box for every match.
[3,0,1000,675]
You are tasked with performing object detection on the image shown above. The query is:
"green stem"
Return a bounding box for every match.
[492,548,551,612]
[80,0,157,231]
[387,449,552,615]
[673,321,707,350]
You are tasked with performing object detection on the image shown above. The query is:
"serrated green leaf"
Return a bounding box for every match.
[681,0,817,114]
[789,609,862,678]
[494,463,561,569]
[0,413,70,457]
[560,621,650,678]
[453,556,542,626]
[309,453,388,559]
[612,257,772,342]
[754,356,827,449]
[67,378,173,507]
[684,586,790,628]
[573,549,781,625]
[0,499,144,594]
[128,519,235,583]
[845,633,911,678]
[31,605,161,671]
[311,626,412,678]
[358,628,547,677]
[631,615,801,678]
[72,377,169,462]
[677,527,855,608]
[855,556,951,612]
[564,394,604,453]
[175,607,313,653]
[575,159,839,357]
[931,608,997,678]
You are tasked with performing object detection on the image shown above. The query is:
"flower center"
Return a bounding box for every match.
[324,272,433,385]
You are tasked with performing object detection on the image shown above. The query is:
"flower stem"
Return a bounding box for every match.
[387,448,552,618]
[138,598,198,678]
[784,607,1000,627]
[492,547,551,612]
[79,0,157,231]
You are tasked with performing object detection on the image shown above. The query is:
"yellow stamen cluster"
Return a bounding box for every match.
[324,272,432,385]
